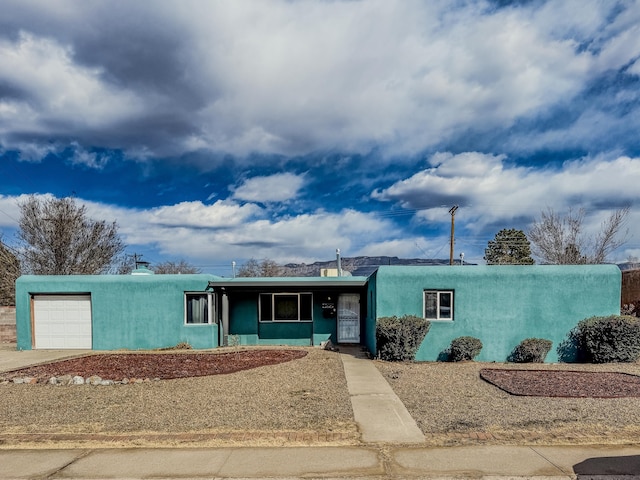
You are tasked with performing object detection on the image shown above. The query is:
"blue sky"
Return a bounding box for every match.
[1,0,640,275]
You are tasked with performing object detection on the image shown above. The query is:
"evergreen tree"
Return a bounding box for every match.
[484,229,534,265]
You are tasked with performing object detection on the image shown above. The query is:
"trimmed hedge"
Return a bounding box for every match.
[509,338,552,363]
[376,315,430,361]
[572,315,640,363]
[448,336,483,362]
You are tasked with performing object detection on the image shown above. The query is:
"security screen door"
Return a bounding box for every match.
[337,293,360,343]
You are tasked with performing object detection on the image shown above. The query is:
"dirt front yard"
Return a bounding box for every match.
[0,347,358,447]
[376,360,640,445]
[3,346,640,448]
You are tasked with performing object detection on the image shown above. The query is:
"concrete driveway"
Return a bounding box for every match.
[0,344,92,373]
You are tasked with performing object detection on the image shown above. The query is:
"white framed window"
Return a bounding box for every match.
[185,292,215,324]
[259,293,313,322]
[424,290,454,321]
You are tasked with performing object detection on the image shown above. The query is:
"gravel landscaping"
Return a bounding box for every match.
[4,346,640,447]
[375,360,640,443]
[0,347,358,444]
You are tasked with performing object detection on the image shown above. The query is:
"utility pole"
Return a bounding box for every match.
[449,205,458,265]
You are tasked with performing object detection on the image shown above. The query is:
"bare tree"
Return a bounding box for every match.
[153,260,201,274]
[0,237,20,305]
[237,258,283,277]
[18,195,125,274]
[528,207,629,264]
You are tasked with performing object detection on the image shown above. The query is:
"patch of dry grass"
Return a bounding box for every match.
[375,360,640,443]
[0,348,357,443]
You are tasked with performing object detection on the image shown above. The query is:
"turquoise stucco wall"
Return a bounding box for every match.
[373,265,621,362]
[365,276,377,355]
[226,291,336,346]
[16,274,218,350]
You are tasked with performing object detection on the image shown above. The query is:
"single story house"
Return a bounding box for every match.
[366,264,621,362]
[15,273,368,351]
[15,264,621,362]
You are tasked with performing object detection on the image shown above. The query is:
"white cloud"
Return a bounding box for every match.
[183,0,596,157]
[0,194,27,228]
[356,238,432,259]
[148,200,263,228]
[373,152,640,236]
[0,31,144,141]
[231,173,306,203]
[2,1,638,160]
[0,193,400,266]
[66,143,110,169]
[82,198,399,266]
[0,142,57,162]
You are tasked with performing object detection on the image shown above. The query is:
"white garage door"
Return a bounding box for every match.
[33,295,92,349]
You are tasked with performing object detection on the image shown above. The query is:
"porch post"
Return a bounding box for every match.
[221,292,229,346]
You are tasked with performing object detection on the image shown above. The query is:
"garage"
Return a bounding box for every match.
[33,295,92,349]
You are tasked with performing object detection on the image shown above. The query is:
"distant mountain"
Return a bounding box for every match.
[618,262,640,271]
[282,256,469,277]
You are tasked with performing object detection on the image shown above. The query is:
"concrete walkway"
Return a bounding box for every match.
[2,445,640,478]
[340,346,425,443]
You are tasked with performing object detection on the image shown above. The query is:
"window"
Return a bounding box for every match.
[185,293,214,324]
[259,293,313,322]
[424,290,454,321]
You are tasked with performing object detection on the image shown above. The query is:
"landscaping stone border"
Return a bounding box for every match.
[1,375,162,386]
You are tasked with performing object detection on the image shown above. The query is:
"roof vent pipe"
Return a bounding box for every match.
[336,249,342,277]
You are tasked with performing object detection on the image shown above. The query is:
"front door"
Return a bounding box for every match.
[337,293,360,343]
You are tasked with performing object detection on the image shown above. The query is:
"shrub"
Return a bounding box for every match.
[376,315,430,361]
[621,300,640,317]
[573,315,640,363]
[509,338,552,363]
[448,336,483,362]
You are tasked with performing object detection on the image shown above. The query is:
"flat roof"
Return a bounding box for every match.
[207,276,369,289]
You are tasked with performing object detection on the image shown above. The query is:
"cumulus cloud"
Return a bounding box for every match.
[373,152,640,234]
[231,173,306,203]
[2,1,640,267]
[146,200,263,229]
[77,197,400,266]
[0,0,638,162]
[0,194,26,228]
[132,208,397,266]
[0,32,144,139]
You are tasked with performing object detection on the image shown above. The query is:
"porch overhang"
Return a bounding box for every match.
[207,276,368,290]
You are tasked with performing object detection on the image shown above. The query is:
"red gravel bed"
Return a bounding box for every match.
[480,368,640,398]
[2,349,307,382]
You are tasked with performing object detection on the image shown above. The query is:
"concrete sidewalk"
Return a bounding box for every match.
[340,346,425,443]
[2,445,640,479]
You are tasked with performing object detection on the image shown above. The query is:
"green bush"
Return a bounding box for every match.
[448,336,483,362]
[573,315,640,363]
[509,338,552,363]
[376,315,430,361]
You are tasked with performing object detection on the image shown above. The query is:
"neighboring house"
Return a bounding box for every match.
[621,267,640,306]
[15,265,621,362]
[366,265,621,362]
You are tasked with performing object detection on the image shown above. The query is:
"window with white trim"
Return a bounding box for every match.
[424,290,453,321]
[259,293,313,322]
[185,292,214,324]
